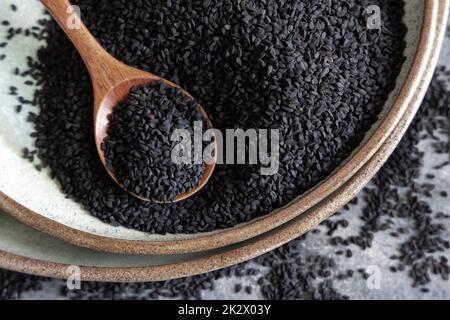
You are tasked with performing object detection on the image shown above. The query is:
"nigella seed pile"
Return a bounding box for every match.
[2,0,450,299]
[4,67,450,300]
[15,0,407,234]
[102,81,208,202]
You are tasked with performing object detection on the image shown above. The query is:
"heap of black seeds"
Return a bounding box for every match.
[4,68,450,299]
[18,0,407,234]
[3,0,450,296]
[3,0,450,300]
[54,69,450,299]
[1,67,450,299]
[102,81,207,202]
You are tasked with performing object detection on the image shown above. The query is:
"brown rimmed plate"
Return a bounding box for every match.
[0,0,447,255]
[0,0,446,280]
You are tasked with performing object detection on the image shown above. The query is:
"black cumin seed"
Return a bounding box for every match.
[102,81,207,202]
[10,0,445,301]
[21,0,407,235]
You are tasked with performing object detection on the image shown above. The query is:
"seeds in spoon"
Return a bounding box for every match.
[21,0,406,234]
[101,81,208,202]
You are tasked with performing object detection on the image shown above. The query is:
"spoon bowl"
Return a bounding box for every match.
[42,0,216,203]
[95,76,217,203]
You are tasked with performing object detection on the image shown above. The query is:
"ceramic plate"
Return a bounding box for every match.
[0,0,447,279]
[0,0,446,255]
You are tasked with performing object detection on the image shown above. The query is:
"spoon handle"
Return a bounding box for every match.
[41,0,132,98]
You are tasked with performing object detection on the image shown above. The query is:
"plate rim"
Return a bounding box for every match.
[0,0,447,281]
[0,0,445,256]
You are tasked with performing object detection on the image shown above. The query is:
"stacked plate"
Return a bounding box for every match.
[0,0,448,282]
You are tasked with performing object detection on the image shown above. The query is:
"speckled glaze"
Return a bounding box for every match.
[0,0,447,256]
[0,0,447,282]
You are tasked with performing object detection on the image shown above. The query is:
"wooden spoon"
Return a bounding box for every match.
[41,0,216,203]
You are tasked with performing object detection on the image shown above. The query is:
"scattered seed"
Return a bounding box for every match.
[6,0,447,301]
